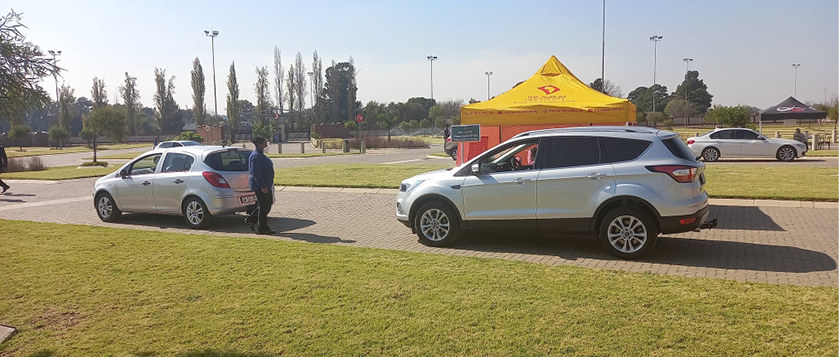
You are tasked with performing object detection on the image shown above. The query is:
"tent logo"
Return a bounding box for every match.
[538,85,561,95]
[777,106,805,112]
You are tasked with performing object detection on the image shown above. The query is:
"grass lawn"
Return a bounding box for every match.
[275,163,452,188]
[429,152,453,158]
[704,166,838,201]
[1,166,115,180]
[267,152,360,158]
[6,144,151,158]
[0,220,835,356]
[808,149,839,157]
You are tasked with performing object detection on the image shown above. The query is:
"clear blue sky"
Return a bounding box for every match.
[9,0,838,113]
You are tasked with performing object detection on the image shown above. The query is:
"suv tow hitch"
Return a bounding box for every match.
[695,218,718,231]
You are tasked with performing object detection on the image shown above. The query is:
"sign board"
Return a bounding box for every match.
[273,113,280,119]
[450,124,481,142]
[356,114,364,124]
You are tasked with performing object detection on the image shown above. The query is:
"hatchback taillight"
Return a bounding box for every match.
[687,139,695,145]
[646,165,697,183]
[203,171,230,188]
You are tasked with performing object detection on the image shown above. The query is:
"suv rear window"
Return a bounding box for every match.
[204,150,250,171]
[662,137,697,161]
[603,138,651,163]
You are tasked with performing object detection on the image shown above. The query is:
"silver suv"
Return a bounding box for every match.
[396,126,716,259]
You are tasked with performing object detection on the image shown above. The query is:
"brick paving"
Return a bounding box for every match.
[0,177,836,287]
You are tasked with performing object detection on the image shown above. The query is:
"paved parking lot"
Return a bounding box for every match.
[1,177,836,287]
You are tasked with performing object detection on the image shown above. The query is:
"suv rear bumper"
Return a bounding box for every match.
[659,205,710,234]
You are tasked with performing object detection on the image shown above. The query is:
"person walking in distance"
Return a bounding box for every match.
[0,144,9,193]
[245,136,275,234]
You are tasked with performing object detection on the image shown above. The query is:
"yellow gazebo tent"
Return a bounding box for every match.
[457,55,635,162]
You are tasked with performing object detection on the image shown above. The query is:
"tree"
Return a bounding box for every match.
[312,51,322,109]
[273,47,284,115]
[119,72,141,142]
[0,11,60,125]
[589,78,624,98]
[48,125,70,148]
[706,105,750,128]
[91,77,108,108]
[293,52,306,111]
[9,124,30,151]
[58,85,75,131]
[319,61,356,123]
[429,105,445,129]
[153,68,180,133]
[627,84,669,113]
[285,64,297,115]
[83,106,127,162]
[664,99,696,120]
[226,62,240,142]
[191,57,206,125]
[673,70,713,114]
[254,66,272,127]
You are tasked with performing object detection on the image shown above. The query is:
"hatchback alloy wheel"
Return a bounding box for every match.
[182,197,213,229]
[94,192,121,222]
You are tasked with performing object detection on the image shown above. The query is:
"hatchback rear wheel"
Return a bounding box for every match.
[598,207,658,260]
[183,196,213,229]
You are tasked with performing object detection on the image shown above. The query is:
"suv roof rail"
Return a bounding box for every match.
[511,126,658,139]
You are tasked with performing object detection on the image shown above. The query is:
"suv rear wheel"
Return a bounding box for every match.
[598,207,658,260]
[415,201,461,246]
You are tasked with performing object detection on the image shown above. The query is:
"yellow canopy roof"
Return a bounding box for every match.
[461,56,635,125]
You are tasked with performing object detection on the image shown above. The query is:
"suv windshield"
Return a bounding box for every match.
[204,150,250,171]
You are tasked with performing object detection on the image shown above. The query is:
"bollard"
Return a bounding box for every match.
[813,134,820,150]
[775,131,781,138]
[342,139,349,153]
[322,143,326,153]
[833,130,837,143]
[360,141,365,153]
[300,142,305,154]
[277,143,282,154]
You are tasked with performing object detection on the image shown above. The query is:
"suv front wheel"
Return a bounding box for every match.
[415,201,461,246]
[598,207,658,260]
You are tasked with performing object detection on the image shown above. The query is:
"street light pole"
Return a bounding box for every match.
[600,0,606,92]
[485,72,493,100]
[307,72,314,109]
[683,57,693,128]
[792,63,801,97]
[48,50,61,102]
[427,55,437,101]
[649,35,663,124]
[204,29,219,116]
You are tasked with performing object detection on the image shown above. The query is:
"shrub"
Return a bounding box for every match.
[5,157,46,172]
[662,119,674,129]
[173,131,205,143]
[26,156,46,171]
[349,136,429,149]
[81,161,108,167]
[5,158,27,172]
[310,132,322,140]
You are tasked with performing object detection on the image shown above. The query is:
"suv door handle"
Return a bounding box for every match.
[142,181,152,186]
[174,179,184,184]
[514,177,531,185]
[587,172,606,180]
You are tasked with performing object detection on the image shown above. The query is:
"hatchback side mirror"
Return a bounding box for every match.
[119,169,129,178]
[471,163,481,175]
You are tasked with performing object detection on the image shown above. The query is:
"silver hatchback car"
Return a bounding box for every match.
[93,146,258,228]
[396,126,716,259]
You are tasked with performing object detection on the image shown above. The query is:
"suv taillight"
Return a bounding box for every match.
[646,165,697,183]
[686,139,695,145]
[203,171,230,188]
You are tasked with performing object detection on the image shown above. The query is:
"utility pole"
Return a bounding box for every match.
[427,55,437,100]
[204,29,219,116]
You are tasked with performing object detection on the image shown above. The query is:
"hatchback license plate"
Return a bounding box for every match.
[239,195,257,204]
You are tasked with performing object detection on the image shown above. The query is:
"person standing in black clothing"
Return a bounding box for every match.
[245,136,275,234]
[0,145,9,193]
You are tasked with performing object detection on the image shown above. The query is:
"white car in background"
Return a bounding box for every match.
[686,128,806,162]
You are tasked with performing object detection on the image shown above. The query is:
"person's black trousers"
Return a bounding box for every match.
[246,190,273,232]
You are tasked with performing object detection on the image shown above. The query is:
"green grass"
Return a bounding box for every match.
[275,163,452,188]
[1,166,115,180]
[429,152,453,158]
[6,143,152,158]
[704,166,838,201]
[808,149,839,157]
[267,152,360,158]
[0,220,835,355]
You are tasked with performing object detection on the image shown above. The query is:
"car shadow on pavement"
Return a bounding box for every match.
[449,232,835,274]
[709,205,784,231]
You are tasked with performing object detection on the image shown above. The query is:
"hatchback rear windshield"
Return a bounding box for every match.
[204,150,250,171]
[662,137,697,161]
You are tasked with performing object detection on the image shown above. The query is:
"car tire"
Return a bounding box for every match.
[450,146,458,160]
[598,207,658,260]
[95,192,122,222]
[182,196,213,229]
[414,201,461,247]
[776,145,796,162]
[701,147,720,162]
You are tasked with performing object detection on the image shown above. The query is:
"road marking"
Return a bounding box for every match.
[0,196,89,211]
[379,159,423,164]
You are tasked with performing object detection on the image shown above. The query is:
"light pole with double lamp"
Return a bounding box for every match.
[649,35,663,124]
[427,55,437,101]
[792,63,801,97]
[485,71,493,100]
[48,50,61,102]
[204,29,219,116]
[683,57,693,127]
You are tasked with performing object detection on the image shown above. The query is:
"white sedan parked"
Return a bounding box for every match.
[687,128,807,162]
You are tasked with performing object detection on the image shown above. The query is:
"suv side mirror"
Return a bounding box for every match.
[471,163,481,175]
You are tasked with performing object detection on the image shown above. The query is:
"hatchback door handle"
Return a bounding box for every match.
[174,179,184,184]
[142,181,151,186]
[587,172,606,180]
[514,177,531,185]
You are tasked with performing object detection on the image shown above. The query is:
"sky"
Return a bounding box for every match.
[9,0,839,114]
